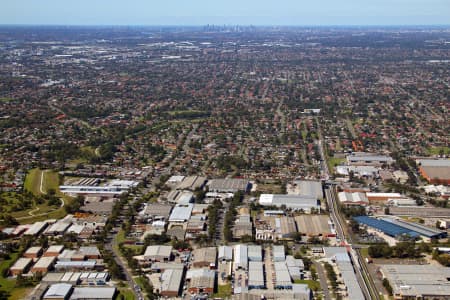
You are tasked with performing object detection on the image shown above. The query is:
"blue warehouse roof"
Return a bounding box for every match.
[354,216,419,238]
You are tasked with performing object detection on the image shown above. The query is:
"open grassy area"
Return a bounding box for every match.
[213,283,232,299]
[294,279,321,291]
[16,169,70,224]
[118,288,135,300]
[327,157,345,172]
[427,146,450,156]
[24,168,42,195]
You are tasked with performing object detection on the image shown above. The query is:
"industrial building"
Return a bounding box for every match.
[366,192,404,204]
[234,245,248,270]
[192,247,217,268]
[24,246,43,258]
[54,261,97,272]
[380,264,450,299]
[43,283,72,300]
[259,194,320,212]
[207,178,250,193]
[247,245,262,261]
[286,256,304,280]
[337,192,369,206]
[354,216,446,239]
[31,256,56,274]
[294,215,334,237]
[24,221,49,236]
[70,287,117,299]
[323,247,365,300]
[417,159,450,184]
[144,245,173,262]
[59,180,138,196]
[168,204,193,223]
[272,245,285,262]
[218,246,233,262]
[354,216,419,238]
[160,268,184,297]
[176,176,207,191]
[273,261,292,289]
[44,245,65,257]
[290,180,323,199]
[10,257,32,276]
[347,152,394,166]
[186,268,215,295]
[248,261,265,289]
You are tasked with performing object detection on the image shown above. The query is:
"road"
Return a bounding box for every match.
[316,118,378,300]
[106,226,144,300]
[313,261,331,300]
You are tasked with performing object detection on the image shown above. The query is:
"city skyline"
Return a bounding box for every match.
[2,0,450,26]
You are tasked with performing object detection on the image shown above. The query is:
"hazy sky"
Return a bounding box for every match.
[1,0,449,26]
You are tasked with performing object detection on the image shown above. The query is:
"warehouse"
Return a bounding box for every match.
[247,245,262,261]
[176,176,206,191]
[168,204,193,223]
[144,245,173,262]
[276,217,297,240]
[337,192,369,206]
[59,181,137,196]
[24,221,48,236]
[259,194,319,212]
[248,261,265,289]
[192,247,217,268]
[54,261,97,272]
[10,257,32,276]
[233,244,248,270]
[79,246,101,259]
[43,283,73,300]
[366,192,404,204]
[218,246,233,262]
[388,218,447,239]
[291,180,323,199]
[274,261,292,289]
[70,287,117,299]
[292,284,312,300]
[272,245,285,262]
[44,245,65,257]
[286,255,304,280]
[207,178,250,193]
[138,203,172,222]
[160,268,184,297]
[187,268,215,295]
[295,215,334,237]
[347,152,394,166]
[417,159,450,184]
[45,220,72,236]
[389,206,450,217]
[31,256,56,274]
[354,216,419,238]
[323,247,365,300]
[380,264,450,299]
[24,246,43,258]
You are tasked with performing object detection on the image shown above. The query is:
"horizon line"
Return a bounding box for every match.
[1,23,450,28]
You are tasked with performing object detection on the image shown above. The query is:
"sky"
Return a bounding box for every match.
[1,0,449,26]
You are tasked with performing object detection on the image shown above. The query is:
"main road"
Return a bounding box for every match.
[316,117,379,300]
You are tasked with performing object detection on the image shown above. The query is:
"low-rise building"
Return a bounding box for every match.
[10,257,32,276]
[43,283,73,300]
[160,268,184,297]
[192,247,217,268]
[144,245,173,262]
[24,246,43,258]
[31,256,56,274]
[187,268,215,295]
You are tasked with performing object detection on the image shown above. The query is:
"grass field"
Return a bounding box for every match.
[118,288,135,300]
[213,284,232,298]
[294,279,321,291]
[17,168,70,224]
[427,146,450,156]
[327,157,345,172]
